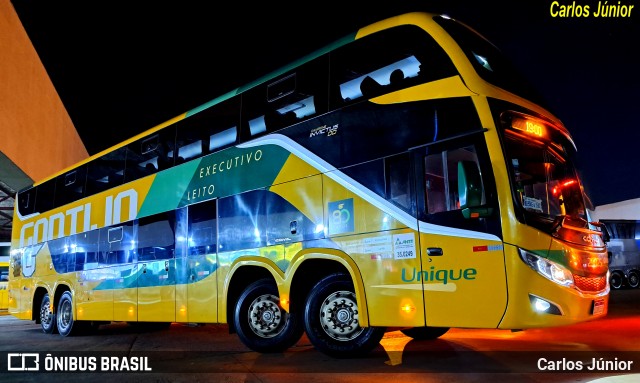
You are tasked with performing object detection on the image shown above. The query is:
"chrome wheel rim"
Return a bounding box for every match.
[611,274,622,289]
[629,273,639,288]
[40,298,53,329]
[58,298,72,332]
[247,294,285,338]
[319,290,363,341]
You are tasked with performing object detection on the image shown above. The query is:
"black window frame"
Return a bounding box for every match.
[86,146,128,195]
[175,97,241,164]
[137,211,176,262]
[241,55,330,141]
[414,131,500,236]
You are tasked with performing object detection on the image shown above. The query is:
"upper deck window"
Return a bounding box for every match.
[330,24,457,108]
[176,97,240,162]
[339,56,422,101]
[242,56,329,140]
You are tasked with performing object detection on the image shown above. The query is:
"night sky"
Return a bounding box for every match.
[9,0,640,207]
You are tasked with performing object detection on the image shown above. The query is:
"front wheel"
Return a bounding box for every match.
[401,326,449,340]
[234,278,304,353]
[40,292,57,334]
[627,270,640,289]
[304,273,385,358]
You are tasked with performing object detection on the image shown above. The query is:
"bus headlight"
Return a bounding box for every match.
[518,248,574,288]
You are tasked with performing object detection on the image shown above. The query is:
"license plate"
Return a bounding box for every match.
[592,298,606,315]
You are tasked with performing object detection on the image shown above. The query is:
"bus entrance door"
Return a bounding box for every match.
[418,146,507,328]
[419,231,506,328]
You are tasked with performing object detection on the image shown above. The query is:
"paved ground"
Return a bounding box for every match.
[0,288,639,383]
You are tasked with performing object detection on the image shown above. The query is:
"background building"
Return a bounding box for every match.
[0,0,88,243]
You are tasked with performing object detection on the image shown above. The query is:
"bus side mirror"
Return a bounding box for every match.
[591,221,611,243]
[458,161,493,219]
[602,223,611,243]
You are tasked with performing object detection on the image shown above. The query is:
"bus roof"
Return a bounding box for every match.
[30,11,567,188]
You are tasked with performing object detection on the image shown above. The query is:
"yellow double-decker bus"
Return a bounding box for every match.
[1,243,9,311]
[9,12,609,358]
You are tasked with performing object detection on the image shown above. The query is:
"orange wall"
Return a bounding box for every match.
[0,0,88,184]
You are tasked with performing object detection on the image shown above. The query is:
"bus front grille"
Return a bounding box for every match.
[574,275,607,292]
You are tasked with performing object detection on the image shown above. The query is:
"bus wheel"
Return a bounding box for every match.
[57,291,78,337]
[234,278,303,353]
[627,270,640,289]
[39,292,58,334]
[610,271,624,290]
[304,273,385,358]
[401,326,449,340]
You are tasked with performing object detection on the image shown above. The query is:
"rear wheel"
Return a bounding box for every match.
[39,292,57,334]
[234,278,304,353]
[627,270,640,289]
[401,326,449,340]
[610,271,624,290]
[304,273,385,358]
[57,291,77,337]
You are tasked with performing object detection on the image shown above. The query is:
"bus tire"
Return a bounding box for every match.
[610,271,624,290]
[233,278,303,353]
[627,270,640,289]
[40,292,58,334]
[57,291,78,337]
[303,273,385,358]
[401,326,449,340]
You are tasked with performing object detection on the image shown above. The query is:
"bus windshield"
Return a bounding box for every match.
[434,15,549,109]
[500,113,587,233]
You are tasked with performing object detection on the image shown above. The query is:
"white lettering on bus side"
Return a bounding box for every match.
[47,213,65,241]
[110,189,137,225]
[198,149,263,179]
[18,189,138,247]
[65,205,84,235]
